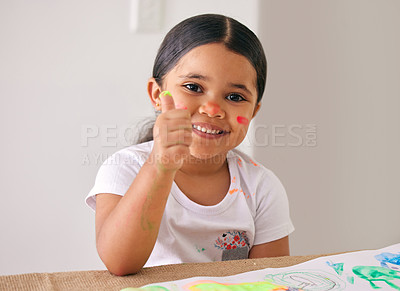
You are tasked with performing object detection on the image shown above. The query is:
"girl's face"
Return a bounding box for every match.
[152,43,261,160]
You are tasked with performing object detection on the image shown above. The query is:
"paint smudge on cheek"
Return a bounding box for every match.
[237,116,249,125]
[176,103,188,110]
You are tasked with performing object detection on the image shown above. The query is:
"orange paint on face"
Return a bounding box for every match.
[237,116,249,125]
[204,102,220,116]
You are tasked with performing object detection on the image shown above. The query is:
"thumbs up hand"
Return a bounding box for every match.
[160,91,176,113]
[151,91,192,172]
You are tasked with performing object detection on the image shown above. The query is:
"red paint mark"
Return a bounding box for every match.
[238,158,242,167]
[237,116,249,125]
[232,176,236,183]
[176,103,187,109]
[204,102,220,116]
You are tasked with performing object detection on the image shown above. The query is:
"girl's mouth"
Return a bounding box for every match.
[191,123,230,139]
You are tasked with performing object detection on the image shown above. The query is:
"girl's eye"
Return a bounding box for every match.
[184,83,202,93]
[226,93,245,102]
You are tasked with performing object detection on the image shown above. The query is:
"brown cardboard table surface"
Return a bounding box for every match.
[0,254,335,291]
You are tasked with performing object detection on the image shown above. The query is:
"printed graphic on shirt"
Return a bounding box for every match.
[214,231,250,261]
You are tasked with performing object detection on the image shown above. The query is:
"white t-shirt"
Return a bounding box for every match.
[86,141,294,267]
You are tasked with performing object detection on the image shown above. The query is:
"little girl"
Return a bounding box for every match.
[86,14,294,276]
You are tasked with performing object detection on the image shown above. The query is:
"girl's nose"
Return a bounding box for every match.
[199,101,225,119]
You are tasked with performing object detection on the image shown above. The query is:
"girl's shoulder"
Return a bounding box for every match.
[228,148,266,172]
[227,148,281,187]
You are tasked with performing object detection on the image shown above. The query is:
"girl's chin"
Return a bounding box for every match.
[188,135,245,160]
[188,147,228,161]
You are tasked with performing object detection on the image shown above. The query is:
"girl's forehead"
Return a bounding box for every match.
[176,43,252,68]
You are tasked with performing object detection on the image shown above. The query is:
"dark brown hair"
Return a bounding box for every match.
[153,14,266,102]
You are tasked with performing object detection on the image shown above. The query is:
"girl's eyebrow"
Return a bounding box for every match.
[178,73,209,80]
[229,83,253,96]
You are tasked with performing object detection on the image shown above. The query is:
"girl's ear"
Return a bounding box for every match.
[147,78,162,111]
[252,102,261,118]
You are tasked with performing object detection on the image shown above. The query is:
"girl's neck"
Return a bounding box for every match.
[175,153,230,206]
[178,153,228,177]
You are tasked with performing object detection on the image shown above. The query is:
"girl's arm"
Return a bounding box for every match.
[95,93,192,276]
[248,236,290,258]
[95,160,176,276]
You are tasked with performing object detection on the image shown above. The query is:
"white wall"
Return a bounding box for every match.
[0,0,259,275]
[255,0,400,255]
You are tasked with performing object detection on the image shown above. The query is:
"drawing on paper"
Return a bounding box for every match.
[264,270,346,291]
[352,265,400,290]
[326,261,344,275]
[122,243,400,291]
[121,286,170,291]
[183,279,299,290]
[375,252,400,269]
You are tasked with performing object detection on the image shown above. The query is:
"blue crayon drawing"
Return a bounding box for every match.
[375,252,400,270]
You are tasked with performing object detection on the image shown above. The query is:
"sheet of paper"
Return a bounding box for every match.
[123,242,400,290]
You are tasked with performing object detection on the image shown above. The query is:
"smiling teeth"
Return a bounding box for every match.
[192,125,223,135]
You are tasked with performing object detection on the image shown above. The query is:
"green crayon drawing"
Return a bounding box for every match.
[265,270,346,290]
[183,279,297,290]
[346,275,354,284]
[353,265,400,290]
[326,261,344,275]
[121,286,169,291]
